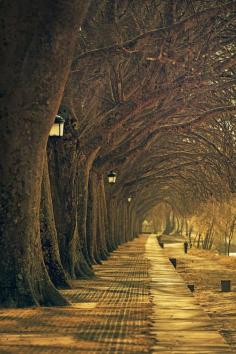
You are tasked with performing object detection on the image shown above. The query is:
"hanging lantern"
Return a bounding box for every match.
[49,115,65,137]
[107,171,117,184]
[128,197,132,203]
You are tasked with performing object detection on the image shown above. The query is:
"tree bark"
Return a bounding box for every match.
[99,176,113,253]
[47,125,81,278]
[0,0,90,307]
[97,176,110,259]
[106,194,118,251]
[77,149,101,274]
[40,155,70,289]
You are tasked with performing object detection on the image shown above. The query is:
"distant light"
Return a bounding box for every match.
[128,197,132,203]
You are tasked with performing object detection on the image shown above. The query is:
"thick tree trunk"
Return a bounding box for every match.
[40,155,70,289]
[0,0,90,307]
[48,142,99,278]
[115,201,124,245]
[77,149,100,275]
[109,199,119,250]
[164,212,172,235]
[120,202,128,244]
[0,142,69,307]
[97,176,110,259]
[47,132,80,279]
[99,176,112,253]
[87,171,103,264]
[127,205,135,241]
[77,164,92,267]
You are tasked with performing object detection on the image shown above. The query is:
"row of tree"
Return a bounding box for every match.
[147,198,236,255]
[1,0,236,307]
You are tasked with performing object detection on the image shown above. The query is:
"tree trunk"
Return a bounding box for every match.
[99,176,113,253]
[40,155,70,289]
[107,197,119,251]
[77,149,100,274]
[0,142,70,307]
[164,212,172,235]
[87,171,98,264]
[0,0,90,307]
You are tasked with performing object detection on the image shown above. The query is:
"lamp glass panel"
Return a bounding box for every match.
[59,123,64,136]
[49,122,64,136]
[108,176,116,183]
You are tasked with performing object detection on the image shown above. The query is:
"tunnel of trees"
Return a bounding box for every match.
[0,0,236,307]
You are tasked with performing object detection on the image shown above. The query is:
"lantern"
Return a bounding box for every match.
[49,115,65,137]
[107,171,117,184]
[128,197,132,203]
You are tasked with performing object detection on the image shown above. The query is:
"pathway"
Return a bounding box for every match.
[0,235,233,353]
[159,234,236,352]
[146,235,232,353]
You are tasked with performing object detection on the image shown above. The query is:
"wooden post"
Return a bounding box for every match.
[221,280,231,292]
[169,258,177,268]
[187,284,195,292]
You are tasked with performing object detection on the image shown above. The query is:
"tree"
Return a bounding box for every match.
[0,0,90,307]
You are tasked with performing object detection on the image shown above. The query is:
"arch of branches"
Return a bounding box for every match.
[1,0,236,307]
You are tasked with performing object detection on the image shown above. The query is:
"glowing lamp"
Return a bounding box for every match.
[49,115,65,137]
[107,171,117,184]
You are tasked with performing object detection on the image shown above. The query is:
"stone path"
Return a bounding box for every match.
[0,237,152,353]
[0,235,233,353]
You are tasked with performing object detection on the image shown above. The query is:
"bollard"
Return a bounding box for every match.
[221,280,231,292]
[187,284,195,292]
[159,241,164,248]
[169,258,177,268]
[184,241,188,254]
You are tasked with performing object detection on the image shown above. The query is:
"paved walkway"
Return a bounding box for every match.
[159,234,236,352]
[0,235,233,353]
[146,235,232,353]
